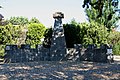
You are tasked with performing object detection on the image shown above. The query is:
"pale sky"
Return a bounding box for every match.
[0,0,88,27]
[0,0,120,30]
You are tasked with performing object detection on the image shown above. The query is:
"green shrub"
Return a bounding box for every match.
[26,23,46,46]
[113,42,120,55]
[108,31,120,55]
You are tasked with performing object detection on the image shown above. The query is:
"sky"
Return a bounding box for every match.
[0,0,119,29]
[0,0,88,27]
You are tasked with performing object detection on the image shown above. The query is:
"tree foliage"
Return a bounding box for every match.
[0,26,9,44]
[0,17,46,56]
[83,0,120,55]
[83,0,105,17]
[108,31,120,44]
[107,31,120,55]
[25,23,46,47]
[113,42,120,55]
[43,28,53,48]
[29,17,40,23]
[8,16,29,25]
[83,0,119,31]
[64,20,108,47]
[0,24,23,57]
[64,22,80,48]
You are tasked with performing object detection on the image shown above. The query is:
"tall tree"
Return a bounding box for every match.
[83,0,119,31]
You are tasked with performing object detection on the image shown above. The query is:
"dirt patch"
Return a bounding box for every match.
[0,61,120,80]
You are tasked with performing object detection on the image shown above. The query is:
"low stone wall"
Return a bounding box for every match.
[66,44,109,63]
[4,44,49,63]
[4,44,112,63]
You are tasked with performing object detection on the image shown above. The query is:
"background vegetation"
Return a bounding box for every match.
[0,17,46,56]
[82,0,120,55]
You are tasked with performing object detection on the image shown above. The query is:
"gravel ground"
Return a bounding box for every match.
[0,61,120,80]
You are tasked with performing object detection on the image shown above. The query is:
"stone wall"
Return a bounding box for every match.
[4,44,112,63]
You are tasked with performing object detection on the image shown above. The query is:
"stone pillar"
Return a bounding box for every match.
[50,12,66,61]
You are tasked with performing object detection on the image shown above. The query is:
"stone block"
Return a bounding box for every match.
[36,44,43,49]
[20,44,30,49]
[100,44,108,49]
[12,45,18,50]
[5,45,11,51]
[74,44,82,49]
[93,49,107,63]
[5,45,18,51]
[87,44,97,49]
[53,12,64,19]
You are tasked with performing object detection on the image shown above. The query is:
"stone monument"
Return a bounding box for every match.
[4,12,111,63]
[50,12,66,61]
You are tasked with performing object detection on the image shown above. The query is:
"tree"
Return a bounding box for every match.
[63,20,108,47]
[107,31,120,55]
[0,24,23,57]
[29,17,40,23]
[0,17,46,56]
[83,0,120,55]
[0,24,23,45]
[43,28,53,48]
[108,31,120,44]
[25,23,46,47]
[8,16,29,25]
[82,0,105,16]
[77,21,108,45]
[83,0,119,31]
[0,24,12,44]
[64,21,80,48]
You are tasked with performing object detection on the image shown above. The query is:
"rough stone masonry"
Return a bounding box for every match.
[50,12,67,61]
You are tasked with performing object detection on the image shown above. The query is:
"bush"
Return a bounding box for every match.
[63,21,108,47]
[108,31,120,55]
[113,42,120,55]
[26,23,46,47]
